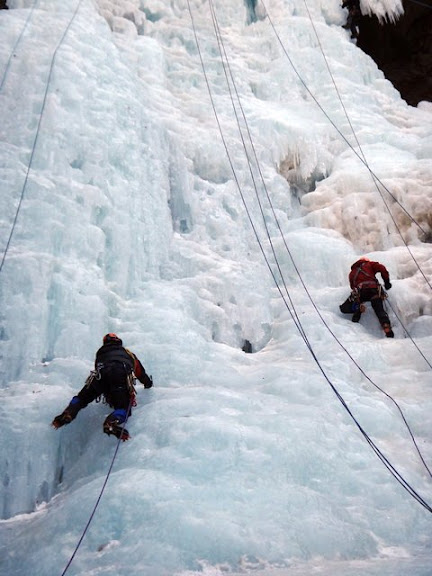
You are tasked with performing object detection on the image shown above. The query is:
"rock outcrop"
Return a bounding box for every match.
[357,0,432,106]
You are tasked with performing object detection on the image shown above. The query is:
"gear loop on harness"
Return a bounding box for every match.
[349,288,359,302]
[84,367,104,403]
[84,361,138,407]
[127,372,137,407]
[85,367,102,388]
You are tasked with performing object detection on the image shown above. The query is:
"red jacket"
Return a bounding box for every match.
[349,259,390,290]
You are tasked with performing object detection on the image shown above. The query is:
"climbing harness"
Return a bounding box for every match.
[85,363,137,407]
[348,291,366,313]
[84,367,104,403]
[126,372,138,407]
[85,368,102,387]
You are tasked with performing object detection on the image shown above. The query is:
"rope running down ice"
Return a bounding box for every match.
[0,0,39,93]
[261,0,432,293]
[188,0,432,513]
[215,0,432,477]
[0,0,84,275]
[60,396,134,576]
[297,0,432,365]
[208,0,432,451]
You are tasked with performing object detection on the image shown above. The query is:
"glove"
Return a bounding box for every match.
[52,409,73,429]
[384,281,392,290]
[143,375,153,389]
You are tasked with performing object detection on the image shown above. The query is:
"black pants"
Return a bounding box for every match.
[340,287,390,326]
[77,363,132,413]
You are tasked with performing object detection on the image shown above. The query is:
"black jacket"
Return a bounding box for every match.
[95,342,152,387]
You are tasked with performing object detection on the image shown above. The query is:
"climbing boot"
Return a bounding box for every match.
[352,310,361,322]
[103,418,130,441]
[382,323,394,338]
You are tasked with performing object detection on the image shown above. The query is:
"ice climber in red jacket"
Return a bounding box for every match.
[339,257,394,337]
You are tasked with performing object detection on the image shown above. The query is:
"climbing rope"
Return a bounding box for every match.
[0,0,39,94]
[188,0,432,513]
[0,0,84,276]
[301,0,432,294]
[261,0,429,239]
[299,0,432,357]
[60,398,133,576]
[384,296,432,369]
[252,0,432,365]
[208,0,432,450]
[297,0,432,360]
[261,0,432,293]
[0,7,134,571]
[211,0,432,479]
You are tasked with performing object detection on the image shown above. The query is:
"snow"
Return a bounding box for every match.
[0,0,431,574]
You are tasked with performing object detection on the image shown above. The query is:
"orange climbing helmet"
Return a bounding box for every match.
[103,333,123,345]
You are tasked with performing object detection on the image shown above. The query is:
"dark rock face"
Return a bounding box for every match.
[356,1,432,106]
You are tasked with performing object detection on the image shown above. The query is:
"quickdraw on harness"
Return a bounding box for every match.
[85,363,137,407]
[348,289,366,313]
[126,371,137,407]
[350,285,387,308]
[85,367,105,404]
[85,367,101,387]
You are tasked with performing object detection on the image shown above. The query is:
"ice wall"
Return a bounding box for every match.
[0,0,432,575]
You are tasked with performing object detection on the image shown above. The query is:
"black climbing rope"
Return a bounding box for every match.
[0,0,84,275]
[188,0,432,513]
[60,397,134,576]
